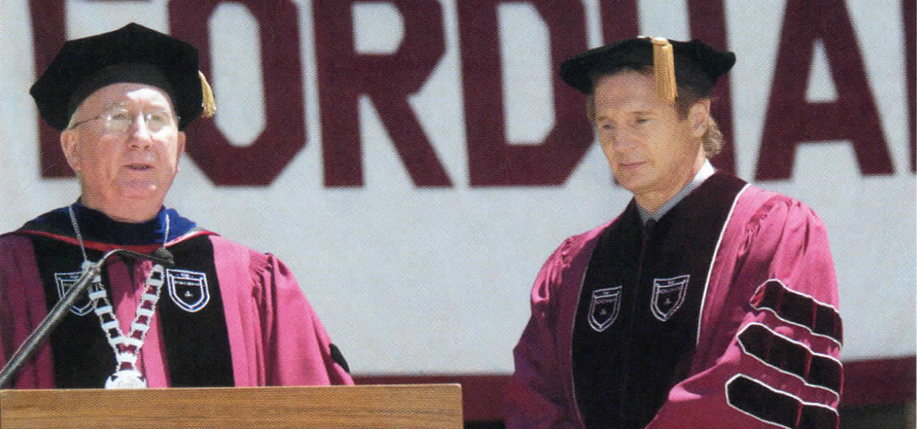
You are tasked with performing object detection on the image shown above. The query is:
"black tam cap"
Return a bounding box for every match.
[30,22,214,131]
[560,37,735,97]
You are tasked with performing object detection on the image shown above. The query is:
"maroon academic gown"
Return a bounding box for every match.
[505,173,842,429]
[0,204,352,388]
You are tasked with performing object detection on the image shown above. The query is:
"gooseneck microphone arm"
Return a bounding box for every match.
[0,248,174,388]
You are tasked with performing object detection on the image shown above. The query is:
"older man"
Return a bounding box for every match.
[0,23,352,388]
[505,37,842,428]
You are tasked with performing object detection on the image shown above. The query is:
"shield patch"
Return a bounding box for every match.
[166,269,210,313]
[54,271,93,316]
[651,275,690,321]
[588,286,623,332]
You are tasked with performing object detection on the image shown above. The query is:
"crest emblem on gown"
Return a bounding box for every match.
[651,275,690,321]
[166,269,210,312]
[54,271,94,316]
[589,286,623,332]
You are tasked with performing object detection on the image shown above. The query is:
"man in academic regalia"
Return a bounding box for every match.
[504,37,842,428]
[0,23,352,388]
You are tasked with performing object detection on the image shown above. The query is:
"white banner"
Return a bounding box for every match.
[1,0,913,375]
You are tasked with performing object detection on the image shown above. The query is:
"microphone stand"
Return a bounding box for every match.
[0,248,173,388]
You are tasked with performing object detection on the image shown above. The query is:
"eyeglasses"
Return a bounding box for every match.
[69,109,180,134]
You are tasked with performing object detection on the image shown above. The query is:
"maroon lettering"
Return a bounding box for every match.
[27,0,911,184]
[30,0,69,178]
[687,0,736,174]
[598,0,639,42]
[314,0,451,187]
[906,0,915,173]
[170,0,306,186]
[459,0,593,186]
[756,0,893,180]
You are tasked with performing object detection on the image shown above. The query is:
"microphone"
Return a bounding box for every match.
[152,247,175,267]
[0,247,175,388]
[117,247,175,268]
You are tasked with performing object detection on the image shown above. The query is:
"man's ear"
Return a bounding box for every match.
[60,129,81,172]
[688,98,711,139]
[175,131,186,172]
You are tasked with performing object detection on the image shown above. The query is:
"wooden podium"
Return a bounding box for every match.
[0,384,463,428]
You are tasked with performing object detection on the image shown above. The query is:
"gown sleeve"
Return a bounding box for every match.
[504,236,585,429]
[0,234,56,389]
[245,250,354,386]
[645,195,843,429]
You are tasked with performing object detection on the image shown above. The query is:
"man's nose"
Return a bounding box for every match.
[127,115,154,148]
[610,128,638,151]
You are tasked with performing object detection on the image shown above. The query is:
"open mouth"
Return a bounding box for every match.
[126,163,153,171]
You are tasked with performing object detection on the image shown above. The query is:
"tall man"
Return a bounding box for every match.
[505,37,842,428]
[0,23,352,388]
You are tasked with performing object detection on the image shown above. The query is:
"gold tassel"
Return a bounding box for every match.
[651,37,677,102]
[199,70,216,118]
